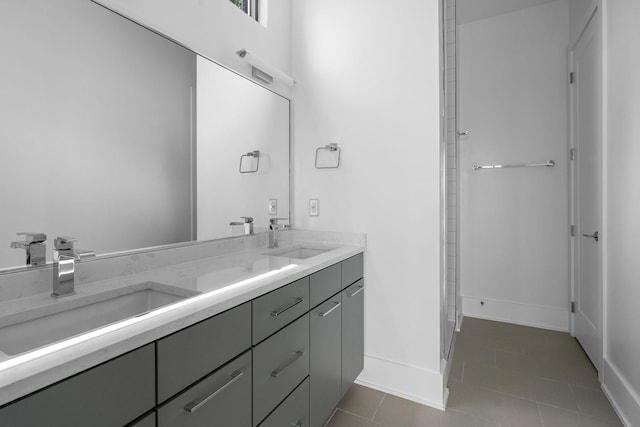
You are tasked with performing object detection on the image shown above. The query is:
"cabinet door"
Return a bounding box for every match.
[342,253,363,288]
[128,411,156,427]
[309,295,342,427]
[0,344,155,427]
[157,350,251,427]
[341,279,364,396]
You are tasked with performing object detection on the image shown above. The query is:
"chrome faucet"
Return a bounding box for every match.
[268,218,289,249]
[229,216,254,235]
[10,232,47,266]
[52,236,95,298]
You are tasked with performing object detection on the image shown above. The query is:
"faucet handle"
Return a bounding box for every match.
[54,236,77,250]
[241,216,254,223]
[16,232,47,244]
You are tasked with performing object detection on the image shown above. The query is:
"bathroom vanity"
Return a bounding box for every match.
[0,230,365,427]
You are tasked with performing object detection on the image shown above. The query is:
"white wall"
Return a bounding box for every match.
[95,0,293,95]
[459,1,571,330]
[291,0,444,408]
[197,56,290,239]
[603,0,640,424]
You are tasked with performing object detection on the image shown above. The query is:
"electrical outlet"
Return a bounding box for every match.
[268,199,277,215]
[309,199,319,216]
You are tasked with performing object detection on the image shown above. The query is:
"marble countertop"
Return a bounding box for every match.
[0,229,365,406]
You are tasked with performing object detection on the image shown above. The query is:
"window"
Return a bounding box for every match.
[229,0,260,23]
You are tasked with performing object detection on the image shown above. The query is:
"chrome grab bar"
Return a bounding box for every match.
[271,350,305,378]
[184,370,244,413]
[473,160,555,170]
[319,301,341,317]
[271,297,304,317]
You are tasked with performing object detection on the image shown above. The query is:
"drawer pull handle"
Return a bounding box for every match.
[271,297,305,317]
[271,350,305,378]
[319,301,341,317]
[184,370,244,413]
[346,285,364,297]
[293,420,305,427]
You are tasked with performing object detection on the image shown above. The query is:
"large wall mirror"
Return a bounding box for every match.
[0,0,290,271]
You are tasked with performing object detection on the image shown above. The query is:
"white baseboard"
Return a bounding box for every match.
[461,295,569,331]
[355,354,445,410]
[602,358,640,427]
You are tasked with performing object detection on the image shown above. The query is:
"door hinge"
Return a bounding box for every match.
[570,225,575,237]
[571,301,575,313]
[570,72,575,84]
[570,148,575,160]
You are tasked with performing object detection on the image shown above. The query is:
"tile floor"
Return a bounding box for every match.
[326,317,623,427]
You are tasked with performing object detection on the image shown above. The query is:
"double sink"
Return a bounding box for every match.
[0,245,332,358]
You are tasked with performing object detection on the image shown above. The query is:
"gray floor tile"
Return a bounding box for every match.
[373,393,500,427]
[571,384,623,424]
[326,409,378,427]
[447,381,543,426]
[462,360,579,411]
[539,403,623,427]
[495,349,600,388]
[337,384,385,420]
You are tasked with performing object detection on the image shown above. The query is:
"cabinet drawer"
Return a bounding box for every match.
[253,313,310,426]
[0,344,155,427]
[310,263,341,308]
[158,351,252,427]
[259,377,309,427]
[157,302,251,403]
[253,277,309,345]
[342,253,363,288]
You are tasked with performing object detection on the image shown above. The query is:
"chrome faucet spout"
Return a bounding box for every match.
[52,236,94,298]
[268,218,289,249]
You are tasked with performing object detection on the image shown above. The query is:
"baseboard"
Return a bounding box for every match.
[602,358,640,427]
[461,295,569,331]
[356,354,445,410]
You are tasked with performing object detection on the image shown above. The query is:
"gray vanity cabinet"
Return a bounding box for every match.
[309,295,343,427]
[129,411,156,427]
[157,350,252,427]
[0,344,155,427]
[310,263,341,308]
[341,279,365,396]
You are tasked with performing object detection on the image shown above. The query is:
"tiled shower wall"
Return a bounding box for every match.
[445,0,457,324]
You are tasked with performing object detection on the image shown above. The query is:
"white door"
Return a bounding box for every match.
[571,10,601,370]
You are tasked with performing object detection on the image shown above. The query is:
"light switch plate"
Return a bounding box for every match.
[309,199,319,216]
[268,199,277,215]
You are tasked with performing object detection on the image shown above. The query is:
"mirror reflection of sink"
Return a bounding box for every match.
[0,282,198,356]
[268,246,333,260]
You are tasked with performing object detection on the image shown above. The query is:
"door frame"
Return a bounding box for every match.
[568,0,607,377]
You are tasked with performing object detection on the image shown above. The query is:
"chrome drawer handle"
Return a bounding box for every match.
[319,301,341,317]
[271,297,304,317]
[271,350,304,378]
[184,370,244,413]
[346,285,364,297]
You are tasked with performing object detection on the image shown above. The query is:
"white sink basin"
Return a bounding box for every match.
[0,282,198,356]
[268,246,333,260]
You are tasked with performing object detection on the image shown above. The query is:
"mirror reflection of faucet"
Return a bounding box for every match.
[10,232,47,266]
[229,217,254,235]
